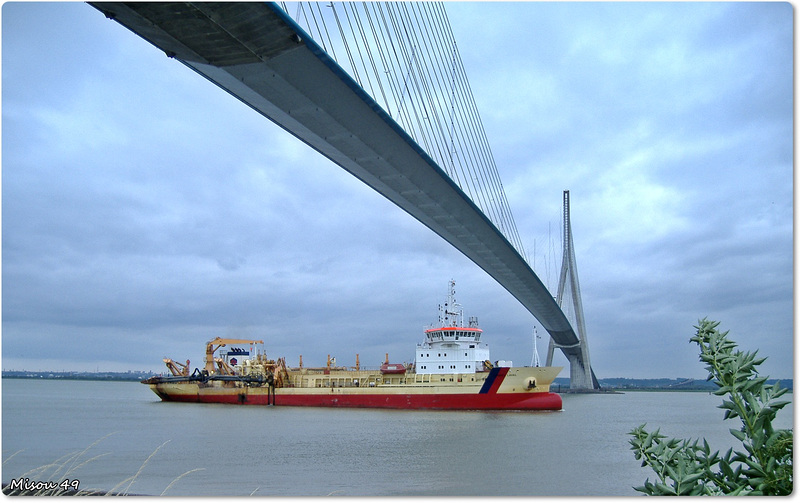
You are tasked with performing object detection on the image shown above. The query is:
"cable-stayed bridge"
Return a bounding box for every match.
[90,2,599,389]
[282,2,528,259]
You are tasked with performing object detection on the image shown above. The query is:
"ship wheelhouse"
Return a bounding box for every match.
[413,280,492,374]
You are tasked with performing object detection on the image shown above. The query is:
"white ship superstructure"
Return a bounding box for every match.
[414,280,495,374]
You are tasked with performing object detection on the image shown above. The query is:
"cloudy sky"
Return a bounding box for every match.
[2,2,793,380]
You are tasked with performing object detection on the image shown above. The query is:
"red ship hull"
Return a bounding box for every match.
[153,388,562,411]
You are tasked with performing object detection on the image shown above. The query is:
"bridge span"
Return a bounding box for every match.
[90,2,598,389]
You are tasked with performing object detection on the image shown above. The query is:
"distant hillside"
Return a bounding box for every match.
[554,377,793,392]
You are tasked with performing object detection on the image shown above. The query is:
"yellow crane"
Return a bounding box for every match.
[163,358,190,377]
[204,337,264,374]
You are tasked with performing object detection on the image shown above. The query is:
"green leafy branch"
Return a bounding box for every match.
[629,319,792,496]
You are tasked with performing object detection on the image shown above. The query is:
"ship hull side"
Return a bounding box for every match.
[271,391,562,410]
[148,381,562,411]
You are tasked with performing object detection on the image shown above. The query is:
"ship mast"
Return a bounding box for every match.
[439,279,463,327]
[531,327,541,367]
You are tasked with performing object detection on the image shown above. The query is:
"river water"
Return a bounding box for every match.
[1,379,793,496]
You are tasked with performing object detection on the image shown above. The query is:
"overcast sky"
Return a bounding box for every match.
[2,2,793,380]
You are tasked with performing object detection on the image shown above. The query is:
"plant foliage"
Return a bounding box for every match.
[629,319,792,495]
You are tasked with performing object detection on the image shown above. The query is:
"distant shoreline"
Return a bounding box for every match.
[551,377,792,393]
[2,371,155,382]
[3,371,792,391]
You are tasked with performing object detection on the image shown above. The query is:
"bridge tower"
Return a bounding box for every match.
[546,190,598,389]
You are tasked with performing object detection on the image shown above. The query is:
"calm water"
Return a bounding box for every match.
[1,379,793,496]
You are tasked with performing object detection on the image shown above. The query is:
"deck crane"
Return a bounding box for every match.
[163,358,190,377]
[204,337,264,374]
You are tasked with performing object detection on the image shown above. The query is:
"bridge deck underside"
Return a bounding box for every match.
[90,2,586,361]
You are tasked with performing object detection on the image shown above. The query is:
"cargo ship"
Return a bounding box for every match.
[142,281,563,411]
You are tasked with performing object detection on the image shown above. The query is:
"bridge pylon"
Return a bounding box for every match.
[546,190,599,390]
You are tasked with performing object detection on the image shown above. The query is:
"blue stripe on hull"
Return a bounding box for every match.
[479,367,502,394]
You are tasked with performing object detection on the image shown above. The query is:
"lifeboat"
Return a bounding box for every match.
[380,363,406,374]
